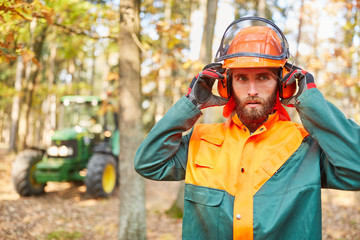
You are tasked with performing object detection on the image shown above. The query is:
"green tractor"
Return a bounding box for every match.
[11,96,119,198]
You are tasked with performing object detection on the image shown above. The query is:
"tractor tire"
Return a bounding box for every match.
[11,149,46,196]
[85,153,118,198]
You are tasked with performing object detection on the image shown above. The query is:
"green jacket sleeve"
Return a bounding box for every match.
[296,88,360,190]
[134,96,202,181]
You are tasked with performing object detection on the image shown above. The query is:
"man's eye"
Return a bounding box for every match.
[259,75,270,80]
[236,76,247,81]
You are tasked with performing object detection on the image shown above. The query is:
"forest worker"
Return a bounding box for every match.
[134,16,360,239]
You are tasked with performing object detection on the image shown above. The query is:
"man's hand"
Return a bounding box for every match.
[280,68,316,106]
[186,63,229,109]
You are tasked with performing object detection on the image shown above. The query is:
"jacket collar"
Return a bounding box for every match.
[231,110,281,134]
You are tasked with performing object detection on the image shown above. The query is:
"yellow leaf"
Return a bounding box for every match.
[5,33,14,45]
[107,72,119,81]
[41,9,54,24]
[22,50,35,63]
[32,57,40,67]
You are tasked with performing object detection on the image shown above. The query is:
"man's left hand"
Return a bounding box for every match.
[280,69,316,106]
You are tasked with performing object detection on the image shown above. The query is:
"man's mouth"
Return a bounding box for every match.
[245,100,262,108]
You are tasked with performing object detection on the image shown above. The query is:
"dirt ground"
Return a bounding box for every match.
[0,145,359,240]
[0,147,182,240]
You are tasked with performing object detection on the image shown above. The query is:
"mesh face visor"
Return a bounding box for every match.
[214,17,290,68]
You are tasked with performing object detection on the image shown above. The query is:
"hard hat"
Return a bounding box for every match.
[222,26,286,68]
[215,17,289,68]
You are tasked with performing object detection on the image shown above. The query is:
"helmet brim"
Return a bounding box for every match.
[224,56,287,68]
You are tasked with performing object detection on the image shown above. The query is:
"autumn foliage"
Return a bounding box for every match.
[0,0,53,64]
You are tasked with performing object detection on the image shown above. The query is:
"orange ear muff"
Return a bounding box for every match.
[217,69,232,99]
[279,65,297,99]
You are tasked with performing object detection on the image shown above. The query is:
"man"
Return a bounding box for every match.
[134,17,360,240]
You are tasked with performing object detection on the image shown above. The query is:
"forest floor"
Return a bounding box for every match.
[0,144,359,240]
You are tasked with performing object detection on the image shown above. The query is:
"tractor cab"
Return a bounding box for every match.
[54,96,118,155]
[12,95,120,198]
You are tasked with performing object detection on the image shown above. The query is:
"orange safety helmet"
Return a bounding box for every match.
[214,17,296,100]
[223,26,286,68]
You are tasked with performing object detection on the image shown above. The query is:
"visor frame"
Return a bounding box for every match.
[214,16,290,63]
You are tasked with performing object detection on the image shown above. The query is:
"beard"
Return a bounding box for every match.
[233,90,278,127]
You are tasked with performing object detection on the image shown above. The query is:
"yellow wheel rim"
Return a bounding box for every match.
[102,164,116,194]
[30,165,36,185]
[29,164,40,186]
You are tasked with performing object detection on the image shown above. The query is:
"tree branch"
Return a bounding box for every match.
[53,22,118,41]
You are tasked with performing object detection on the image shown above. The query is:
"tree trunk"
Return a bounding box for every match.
[9,56,23,152]
[68,58,77,94]
[23,23,47,148]
[199,0,218,124]
[17,60,30,151]
[90,46,96,95]
[18,20,35,150]
[342,3,357,117]
[118,0,146,239]
[155,0,172,122]
[256,0,266,18]
[295,0,305,61]
[199,0,218,63]
[42,42,57,146]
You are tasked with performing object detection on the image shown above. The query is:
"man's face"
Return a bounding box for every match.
[232,68,278,125]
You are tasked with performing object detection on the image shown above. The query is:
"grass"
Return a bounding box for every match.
[44,229,83,240]
[165,204,183,219]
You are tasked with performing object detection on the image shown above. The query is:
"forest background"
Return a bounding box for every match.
[0,0,359,239]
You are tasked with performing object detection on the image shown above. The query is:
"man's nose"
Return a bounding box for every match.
[248,79,258,96]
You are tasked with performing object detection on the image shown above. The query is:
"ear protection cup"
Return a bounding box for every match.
[279,64,297,99]
[217,69,232,99]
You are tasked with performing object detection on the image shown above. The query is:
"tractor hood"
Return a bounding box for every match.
[51,127,85,141]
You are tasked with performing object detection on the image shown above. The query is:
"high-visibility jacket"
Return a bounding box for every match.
[134,89,360,240]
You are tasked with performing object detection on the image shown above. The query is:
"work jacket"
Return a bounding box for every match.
[134,89,360,240]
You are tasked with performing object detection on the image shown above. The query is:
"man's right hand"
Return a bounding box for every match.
[280,68,316,106]
[186,63,229,110]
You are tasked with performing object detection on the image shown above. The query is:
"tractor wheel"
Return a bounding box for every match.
[11,149,46,196]
[85,153,118,198]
